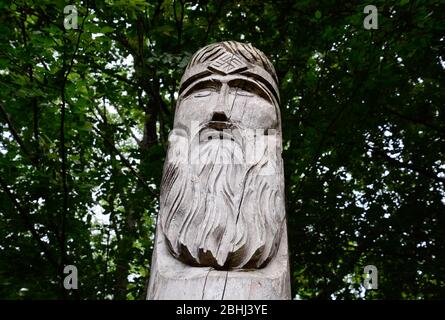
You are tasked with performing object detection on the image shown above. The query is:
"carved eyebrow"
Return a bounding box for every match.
[179,76,274,104]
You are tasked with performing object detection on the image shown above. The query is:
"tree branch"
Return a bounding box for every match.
[0,102,37,165]
[204,0,224,44]
[93,126,158,198]
[173,0,185,50]
[383,104,445,138]
[17,9,39,146]
[87,60,137,86]
[58,7,88,294]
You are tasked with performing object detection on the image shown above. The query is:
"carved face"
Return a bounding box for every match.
[174,74,279,133]
[159,46,285,270]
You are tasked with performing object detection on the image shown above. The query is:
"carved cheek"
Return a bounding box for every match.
[174,95,217,128]
[236,97,277,129]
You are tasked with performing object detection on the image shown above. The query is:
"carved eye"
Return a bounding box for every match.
[230,88,254,97]
[193,89,213,98]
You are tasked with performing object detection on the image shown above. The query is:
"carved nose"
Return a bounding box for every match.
[211,112,229,122]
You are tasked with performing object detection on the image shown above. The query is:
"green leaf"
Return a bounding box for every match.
[100,26,115,33]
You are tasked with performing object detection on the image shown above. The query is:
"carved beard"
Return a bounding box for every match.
[159,127,285,269]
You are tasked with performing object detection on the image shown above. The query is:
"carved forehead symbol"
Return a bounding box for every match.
[208,52,248,75]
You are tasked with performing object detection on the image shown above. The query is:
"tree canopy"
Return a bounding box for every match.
[0,0,444,299]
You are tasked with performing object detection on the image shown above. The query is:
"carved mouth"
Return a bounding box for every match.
[208,120,233,130]
[199,128,236,143]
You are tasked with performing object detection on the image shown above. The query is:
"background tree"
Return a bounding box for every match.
[0,0,444,299]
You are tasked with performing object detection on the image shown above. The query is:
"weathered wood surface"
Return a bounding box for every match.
[147,222,290,300]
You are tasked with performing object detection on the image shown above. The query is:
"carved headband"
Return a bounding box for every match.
[178,48,280,105]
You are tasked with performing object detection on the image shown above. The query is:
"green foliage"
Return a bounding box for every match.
[0,0,444,299]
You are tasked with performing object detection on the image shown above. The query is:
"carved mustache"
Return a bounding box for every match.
[197,117,243,145]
